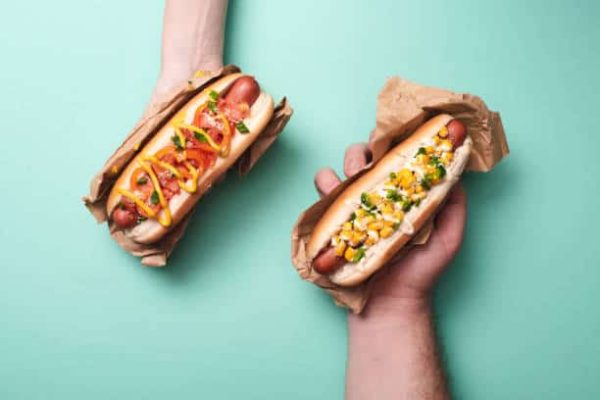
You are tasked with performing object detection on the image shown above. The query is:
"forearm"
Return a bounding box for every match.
[157,0,228,92]
[346,299,449,400]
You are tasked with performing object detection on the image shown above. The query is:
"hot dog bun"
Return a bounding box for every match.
[106,73,274,244]
[308,114,472,286]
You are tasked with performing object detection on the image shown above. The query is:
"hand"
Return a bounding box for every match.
[149,0,228,107]
[314,142,467,313]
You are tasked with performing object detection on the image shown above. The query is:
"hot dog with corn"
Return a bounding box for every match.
[307,114,471,286]
[107,73,274,244]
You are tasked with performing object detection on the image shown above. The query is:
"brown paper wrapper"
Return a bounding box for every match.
[84,65,293,266]
[291,76,509,313]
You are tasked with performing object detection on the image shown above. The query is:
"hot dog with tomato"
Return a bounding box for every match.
[307,114,471,286]
[107,73,274,244]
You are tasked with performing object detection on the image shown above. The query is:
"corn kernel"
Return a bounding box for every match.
[355,209,367,218]
[368,193,383,206]
[433,135,441,145]
[342,222,353,231]
[402,178,416,190]
[399,169,415,189]
[381,203,394,215]
[383,220,396,228]
[416,185,425,193]
[363,215,375,224]
[439,126,448,138]
[344,247,356,262]
[365,237,377,246]
[367,221,384,231]
[340,229,352,240]
[426,146,435,154]
[350,231,366,246]
[398,168,412,179]
[335,241,347,257]
[442,152,453,165]
[380,226,394,238]
[394,210,405,222]
[405,187,415,196]
[416,154,429,165]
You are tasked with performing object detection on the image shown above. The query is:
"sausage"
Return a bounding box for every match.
[112,207,137,229]
[447,119,466,149]
[224,76,260,106]
[313,247,346,274]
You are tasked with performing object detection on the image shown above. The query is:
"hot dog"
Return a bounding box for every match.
[308,114,472,286]
[106,73,274,244]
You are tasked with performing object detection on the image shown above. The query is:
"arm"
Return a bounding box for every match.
[347,299,447,399]
[153,0,228,100]
[315,143,467,400]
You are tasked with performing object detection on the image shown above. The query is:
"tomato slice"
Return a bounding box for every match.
[219,98,250,122]
[186,148,216,171]
[188,141,218,153]
[155,146,180,164]
[130,168,153,198]
[193,104,208,127]
[185,148,205,170]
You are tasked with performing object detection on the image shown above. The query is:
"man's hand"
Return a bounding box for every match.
[316,142,467,400]
[314,142,467,311]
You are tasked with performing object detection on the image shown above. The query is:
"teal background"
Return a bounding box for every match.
[1,0,599,398]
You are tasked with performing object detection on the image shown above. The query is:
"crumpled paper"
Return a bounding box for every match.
[292,76,508,313]
[84,65,293,266]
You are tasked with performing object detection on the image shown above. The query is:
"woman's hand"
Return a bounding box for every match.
[150,0,228,105]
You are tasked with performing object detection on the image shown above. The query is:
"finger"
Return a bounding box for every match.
[343,143,371,178]
[314,168,342,197]
[431,183,467,256]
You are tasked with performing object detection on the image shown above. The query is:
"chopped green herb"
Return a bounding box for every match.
[360,192,373,209]
[236,121,250,134]
[416,147,427,156]
[208,90,219,101]
[413,198,422,207]
[118,202,125,210]
[428,155,440,165]
[136,176,148,185]
[350,212,357,221]
[171,134,184,151]
[392,222,401,230]
[421,176,432,190]
[386,189,402,202]
[389,172,397,180]
[207,100,218,114]
[194,131,208,143]
[402,200,413,212]
[436,164,446,178]
[150,191,159,205]
[352,247,366,262]
[137,216,147,223]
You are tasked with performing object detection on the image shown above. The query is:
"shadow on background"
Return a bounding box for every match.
[435,156,516,315]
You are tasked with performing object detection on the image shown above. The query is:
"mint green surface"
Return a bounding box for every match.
[1,1,599,398]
